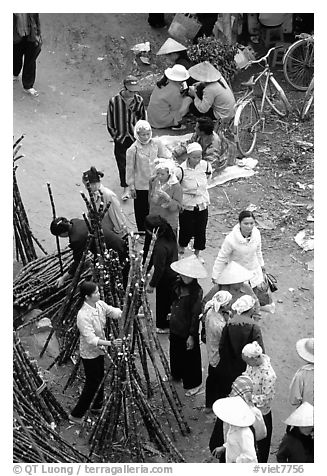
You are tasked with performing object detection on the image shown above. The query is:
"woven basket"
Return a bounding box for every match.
[168,13,202,42]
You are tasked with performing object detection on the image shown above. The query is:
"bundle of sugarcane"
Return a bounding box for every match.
[14,388,91,463]
[13,136,47,265]
[87,339,185,463]
[13,331,68,425]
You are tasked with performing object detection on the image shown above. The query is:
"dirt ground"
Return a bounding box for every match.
[13,14,314,463]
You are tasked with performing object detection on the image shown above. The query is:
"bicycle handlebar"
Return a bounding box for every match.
[244,46,282,69]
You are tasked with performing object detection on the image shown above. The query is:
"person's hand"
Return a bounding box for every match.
[186,335,194,350]
[211,277,218,285]
[212,446,225,459]
[147,285,154,294]
[157,190,170,201]
[167,313,171,321]
[261,266,266,274]
[55,275,67,288]
[129,186,136,199]
[188,86,196,98]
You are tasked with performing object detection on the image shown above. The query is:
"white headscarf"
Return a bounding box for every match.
[154,158,180,185]
[242,341,263,359]
[134,120,152,144]
[231,295,256,315]
[204,290,233,313]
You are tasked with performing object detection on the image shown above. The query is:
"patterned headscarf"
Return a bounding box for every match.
[134,120,152,144]
[230,374,254,405]
[231,295,256,315]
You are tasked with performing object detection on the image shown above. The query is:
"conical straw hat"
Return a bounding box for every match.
[216,261,254,285]
[284,402,314,427]
[157,38,187,55]
[213,396,255,427]
[296,338,314,363]
[170,254,208,279]
[188,61,222,82]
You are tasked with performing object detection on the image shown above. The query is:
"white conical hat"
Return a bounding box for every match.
[284,402,314,427]
[188,61,222,82]
[213,396,255,427]
[170,254,208,279]
[296,338,314,363]
[216,261,254,285]
[157,38,187,55]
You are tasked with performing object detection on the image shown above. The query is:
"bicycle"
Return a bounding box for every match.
[300,76,314,120]
[283,33,314,91]
[233,46,291,157]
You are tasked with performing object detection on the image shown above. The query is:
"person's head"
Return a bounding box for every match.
[157,38,188,66]
[156,166,170,183]
[296,337,314,364]
[164,64,189,85]
[231,295,256,318]
[82,166,104,193]
[284,402,314,435]
[154,158,178,184]
[238,210,256,237]
[230,374,254,405]
[79,280,100,304]
[170,254,208,281]
[299,426,314,436]
[180,274,194,284]
[123,75,139,97]
[50,217,71,237]
[144,214,175,242]
[195,117,215,137]
[186,142,203,167]
[134,120,152,145]
[242,341,263,366]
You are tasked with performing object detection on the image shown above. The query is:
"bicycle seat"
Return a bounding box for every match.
[241,76,256,87]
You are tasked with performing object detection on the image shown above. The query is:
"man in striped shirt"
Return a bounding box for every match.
[107,76,146,200]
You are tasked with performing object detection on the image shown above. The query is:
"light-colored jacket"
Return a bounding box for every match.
[126,138,170,190]
[180,159,212,210]
[93,184,128,237]
[194,79,236,121]
[77,301,121,359]
[147,82,184,129]
[212,224,264,287]
[289,364,314,407]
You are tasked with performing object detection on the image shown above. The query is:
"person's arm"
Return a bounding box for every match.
[276,435,290,463]
[105,193,128,235]
[256,231,265,267]
[194,86,215,114]
[206,161,213,181]
[209,417,225,454]
[164,184,183,212]
[148,246,168,288]
[156,139,171,159]
[125,144,136,189]
[106,99,117,139]
[101,301,123,320]
[138,98,147,121]
[289,370,304,407]
[212,236,233,282]
[189,287,204,338]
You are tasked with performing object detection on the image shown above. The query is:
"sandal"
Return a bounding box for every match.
[24,88,39,97]
[121,191,130,201]
[185,384,203,397]
[68,414,84,424]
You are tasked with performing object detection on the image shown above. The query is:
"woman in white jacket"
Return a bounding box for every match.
[212,211,265,289]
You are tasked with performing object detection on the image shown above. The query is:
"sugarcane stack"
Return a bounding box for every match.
[13,136,47,265]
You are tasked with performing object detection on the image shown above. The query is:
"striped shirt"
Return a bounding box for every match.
[107,89,146,143]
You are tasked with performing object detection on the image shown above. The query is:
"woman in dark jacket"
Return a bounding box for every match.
[145,215,178,333]
[277,402,314,463]
[169,254,207,396]
[213,294,265,400]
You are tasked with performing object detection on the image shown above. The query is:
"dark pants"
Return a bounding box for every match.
[169,333,202,390]
[71,355,104,418]
[114,138,134,188]
[188,102,216,120]
[205,364,221,409]
[156,277,174,329]
[257,411,273,463]
[13,38,41,89]
[179,207,208,251]
[134,190,149,232]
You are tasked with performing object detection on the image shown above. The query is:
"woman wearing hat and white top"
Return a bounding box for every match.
[178,142,212,258]
[289,338,314,408]
[242,341,277,463]
[213,295,265,401]
[211,396,258,463]
[188,61,236,125]
[210,375,267,463]
[277,402,314,463]
[212,210,266,291]
[169,254,207,396]
[147,64,193,130]
[148,158,183,236]
[126,120,170,232]
[204,260,261,320]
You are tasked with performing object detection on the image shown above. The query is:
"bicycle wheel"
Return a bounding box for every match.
[283,39,314,91]
[300,78,314,120]
[234,99,260,157]
[259,76,291,117]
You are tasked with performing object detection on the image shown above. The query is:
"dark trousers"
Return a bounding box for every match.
[156,278,174,329]
[205,364,221,409]
[134,190,149,232]
[71,355,104,418]
[179,207,208,251]
[188,102,216,120]
[169,333,202,390]
[114,138,134,188]
[257,411,273,463]
[13,38,41,89]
